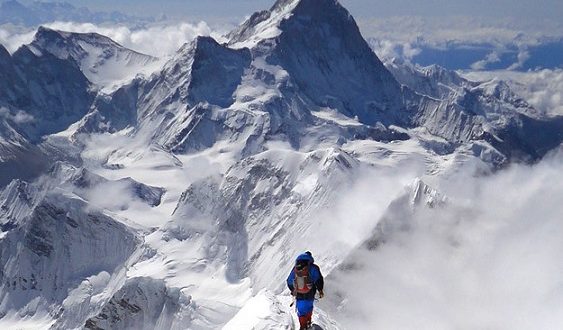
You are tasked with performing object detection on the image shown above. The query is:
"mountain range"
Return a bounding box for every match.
[0,0,152,26]
[0,0,561,329]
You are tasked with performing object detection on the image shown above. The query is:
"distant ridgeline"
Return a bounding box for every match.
[0,0,152,26]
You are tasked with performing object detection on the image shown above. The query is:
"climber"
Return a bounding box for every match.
[287,251,324,330]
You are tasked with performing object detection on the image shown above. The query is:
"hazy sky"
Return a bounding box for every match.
[27,0,563,22]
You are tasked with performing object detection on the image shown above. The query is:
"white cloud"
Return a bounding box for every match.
[506,48,531,70]
[323,148,563,329]
[0,21,227,57]
[0,27,36,53]
[358,16,563,47]
[470,51,501,70]
[359,15,563,67]
[0,107,35,124]
[47,21,225,57]
[463,69,563,116]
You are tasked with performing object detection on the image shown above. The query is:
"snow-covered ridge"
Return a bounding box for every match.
[227,0,301,49]
[30,26,161,93]
[0,188,141,321]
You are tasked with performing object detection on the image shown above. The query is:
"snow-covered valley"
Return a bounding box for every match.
[1,0,563,329]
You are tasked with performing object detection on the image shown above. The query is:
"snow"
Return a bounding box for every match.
[0,0,562,329]
[30,27,164,93]
[312,108,363,127]
[0,313,55,330]
[228,0,300,49]
[293,173,318,196]
[76,40,164,93]
[463,69,563,117]
[223,290,293,330]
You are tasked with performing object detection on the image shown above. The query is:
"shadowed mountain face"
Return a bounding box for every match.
[0,42,93,141]
[270,0,405,125]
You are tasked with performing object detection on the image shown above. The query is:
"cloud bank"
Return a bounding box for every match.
[359,16,563,49]
[323,148,563,329]
[0,107,34,124]
[0,21,225,57]
[361,16,563,70]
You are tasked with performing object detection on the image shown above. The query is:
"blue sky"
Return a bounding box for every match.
[28,0,563,21]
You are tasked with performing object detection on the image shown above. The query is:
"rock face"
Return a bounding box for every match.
[84,277,187,330]
[0,179,40,230]
[0,41,93,141]
[0,190,140,316]
[46,163,166,207]
[385,59,563,160]
[0,121,51,186]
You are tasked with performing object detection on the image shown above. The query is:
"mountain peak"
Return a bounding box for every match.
[33,26,67,45]
[230,0,403,125]
[161,35,250,110]
[30,26,158,93]
[33,26,122,50]
[270,0,342,11]
[274,0,348,14]
[228,0,349,48]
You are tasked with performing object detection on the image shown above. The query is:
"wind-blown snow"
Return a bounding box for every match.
[321,149,563,329]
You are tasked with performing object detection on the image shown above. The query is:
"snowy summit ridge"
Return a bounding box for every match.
[30,26,160,92]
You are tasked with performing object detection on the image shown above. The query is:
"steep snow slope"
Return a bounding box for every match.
[0,189,141,322]
[384,59,563,161]
[54,132,449,329]
[0,179,41,230]
[0,27,161,187]
[0,26,160,145]
[75,36,259,151]
[385,59,540,119]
